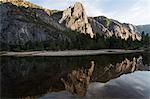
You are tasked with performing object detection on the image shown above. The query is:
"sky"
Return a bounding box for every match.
[27,0,150,25]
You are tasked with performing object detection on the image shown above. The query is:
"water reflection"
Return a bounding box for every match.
[57,56,150,97]
[61,61,95,96]
[1,53,150,98]
[93,56,150,83]
[40,71,150,99]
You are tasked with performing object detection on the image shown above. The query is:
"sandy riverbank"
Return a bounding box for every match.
[0,49,144,57]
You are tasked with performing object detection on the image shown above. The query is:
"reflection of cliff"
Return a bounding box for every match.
[60,56,150,96]
[94,56,150,82]
[61,61,94,96]
[1,55,149,98]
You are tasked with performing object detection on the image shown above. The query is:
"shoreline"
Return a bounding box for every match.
[0,49,144,57]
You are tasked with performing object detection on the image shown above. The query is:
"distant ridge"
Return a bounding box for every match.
[136,24,150,34]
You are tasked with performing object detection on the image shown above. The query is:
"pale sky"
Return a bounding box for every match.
[27,0,150,25]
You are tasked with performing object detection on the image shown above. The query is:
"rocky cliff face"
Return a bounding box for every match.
[0,0,67,45]
[0,0,142,49]
[89,16,141,40]
[59,2,94,38]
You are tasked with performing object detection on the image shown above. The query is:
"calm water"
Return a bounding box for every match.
[1,52,150,99]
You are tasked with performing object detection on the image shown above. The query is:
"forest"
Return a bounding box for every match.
[0,31,149,51]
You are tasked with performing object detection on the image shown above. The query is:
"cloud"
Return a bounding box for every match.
[28,0,150,25]
[109,0,150,25]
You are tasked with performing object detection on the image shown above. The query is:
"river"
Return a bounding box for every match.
[1,52,150,99]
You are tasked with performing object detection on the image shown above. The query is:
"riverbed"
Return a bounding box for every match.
[0,49,144,56]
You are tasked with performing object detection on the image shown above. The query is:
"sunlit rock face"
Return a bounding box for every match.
[59,2,94,38]
[89,16,142,40]
[0,0,42,8]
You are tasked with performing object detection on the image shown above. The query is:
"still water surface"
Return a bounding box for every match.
[1,52,150,99]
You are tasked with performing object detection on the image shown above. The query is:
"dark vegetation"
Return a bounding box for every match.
[0,31,149,51]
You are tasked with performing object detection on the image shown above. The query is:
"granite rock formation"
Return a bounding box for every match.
[0,0,142,49]
[0,0,67,45]
[89,16,141,40]
[59,2,94,38]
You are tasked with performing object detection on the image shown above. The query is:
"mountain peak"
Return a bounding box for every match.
[59,2,95,38]
[73,2,84,13]
[74,2,83,7]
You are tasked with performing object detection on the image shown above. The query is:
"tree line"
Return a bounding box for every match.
[0,31,149,51]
